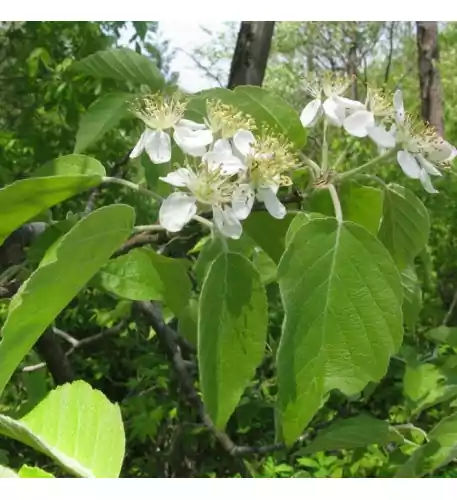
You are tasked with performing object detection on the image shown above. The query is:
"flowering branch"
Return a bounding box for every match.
[337,148,397,182]
[327,184,343,222]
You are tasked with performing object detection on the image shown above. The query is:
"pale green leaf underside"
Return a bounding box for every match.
[0,205,134,396]
[18,465,55,478]
[198,252,268,429]
[277,218,403,445]
[0,380,125,478]
[33,154,106,178]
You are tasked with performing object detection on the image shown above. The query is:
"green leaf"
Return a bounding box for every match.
[397,412,457,477]
[27,219,77,265]
[378,184,430,270]
[276,218,403,445]
[188,86,306,148]
[0,380,125,478]
[178,298,199,347]
[198,252,268,429]
[302,415,401,454]
[243,212,295,264]
[401,267,422,332]
[0,465,18,477]
[0,175,103,246]
[74,93,132,154]
[306,184,383,235]
[97,248,162,301]
[73,48,164,89]
[253,249,277,285]
[33,154,105,177]
[426,326,457,347]
[18,465,54,478]
[0,205,134,396]
[146,249,191,316]
[285,212,325,246]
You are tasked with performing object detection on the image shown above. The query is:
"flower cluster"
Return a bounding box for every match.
[130,95,297,239]
[300,73,457,193]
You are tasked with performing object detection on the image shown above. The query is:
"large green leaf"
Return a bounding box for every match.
[401,266,422,332]
[18,465,54,478]
[0,175,103,246]
[243,212,295,264]
[276,218,403,445]
[33,154,105,177]
[378,184,430,270]
[0,205,134,396]
[306,184,383,235]
[75,93,132,154]
[198,252,268,429]
[73,48,164,89]
[187,86,306,148]
[0,465,18,477]
[397,412,457,477]
[0,380,125,478]
[97,248,162,301]
[302,415,401,454]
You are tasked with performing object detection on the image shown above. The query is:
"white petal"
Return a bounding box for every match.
[300,99,323,127]
[426,140,455,163]
[393,89,405,124]
[323,98,346,126]
[367,124,396,149]
[233,129,256,158]
[173,126,213,156]
[213,206,242,239]
[176,118,207,130]
[333,96,366,111]
[397,150,421,179]
[159,192,197,232]
[343,110,375,137]
[257,186,286,219]
[232,184,255,220]
[419,168,438,194]
[159,168,196,187]
[417,154,442,177]
[145,130,172,164]
[212,138,232,156]
[130,130,148,158]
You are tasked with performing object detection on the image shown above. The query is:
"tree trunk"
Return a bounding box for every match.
[416,21,444,136]
[227,22,275,89]
[35,329,75,385]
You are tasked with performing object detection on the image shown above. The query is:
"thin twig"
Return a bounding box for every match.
[23,322,126,372]
[443,289,457,326]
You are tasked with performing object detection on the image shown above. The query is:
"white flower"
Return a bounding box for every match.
[300,74,364,128]
[231,130,294,220]
[158,158,245,239]
[130,95,213,164]
[392,90,456,193]
[202,138,246,175]
[343,88,396,148]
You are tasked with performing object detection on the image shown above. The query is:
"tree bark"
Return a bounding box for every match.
[34,329,75,385]
[416,21,444,136]
[227,22,275,89]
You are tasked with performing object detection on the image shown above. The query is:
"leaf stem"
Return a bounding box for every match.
[299,153,321,177]
[327,184,343,223]
[321,119,329,172]
[337,149,396,182]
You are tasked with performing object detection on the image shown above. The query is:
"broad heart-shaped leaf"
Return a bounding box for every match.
[276,218,403,445]
[0,205,134,396]
[378,184,430,270]
[426,326,457,347]
[243,212,296,264]
[187,86,306,148]
[0,464,18,477]
[285,212,326,246]
[401,266,422,332]
[72,48,164,89]
[306,183,383,235]
[301,415,402,454]
[198,252,268,430]
[0,175,103,246]
[74,93,132,154]
[396,412,457,477]
[0,380,125,478]
[18,465,54,478]
[33,154,105,177]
